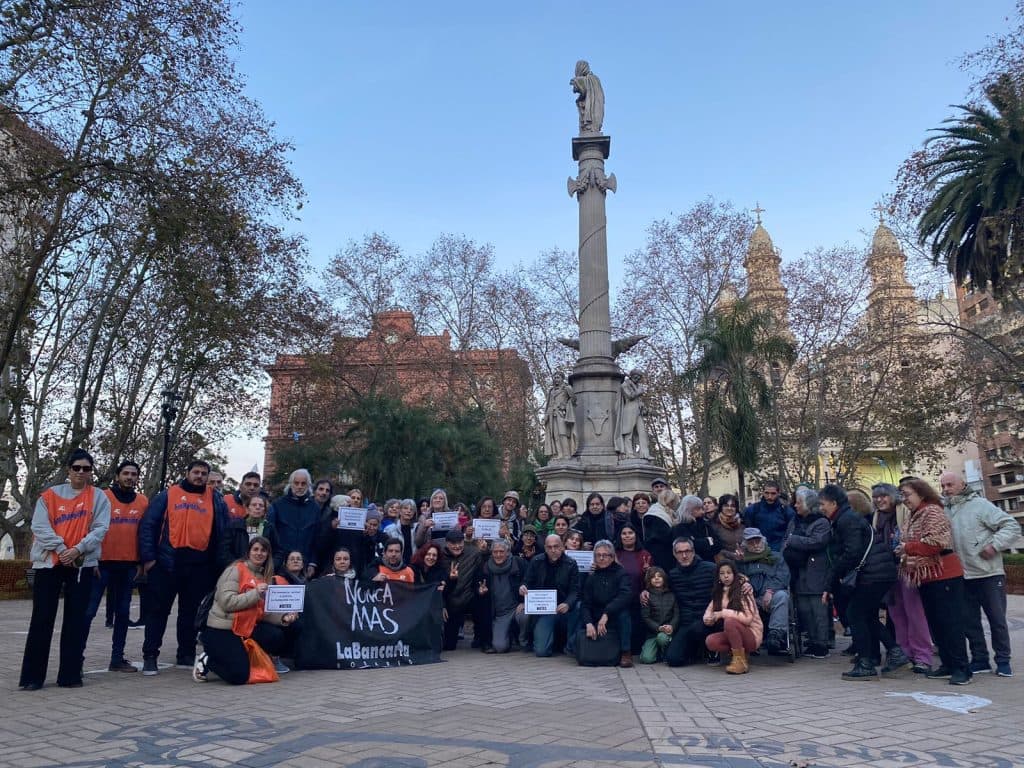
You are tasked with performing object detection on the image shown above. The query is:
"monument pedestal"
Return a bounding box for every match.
[537,458,665,503]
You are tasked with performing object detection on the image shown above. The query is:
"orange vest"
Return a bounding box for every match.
[224,494,247,520]
[101,488,147,562]
[231,564,287,637]
[376,564,415,582]
[41,487,93,566]
[167,486,214,551]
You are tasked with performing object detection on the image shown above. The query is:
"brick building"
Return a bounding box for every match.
[264,310,533,478]
[956,286,1024,533]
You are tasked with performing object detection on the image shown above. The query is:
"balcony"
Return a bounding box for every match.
[998,481,1024,494]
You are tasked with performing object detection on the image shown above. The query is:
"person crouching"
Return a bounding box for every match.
[193,536,297,684]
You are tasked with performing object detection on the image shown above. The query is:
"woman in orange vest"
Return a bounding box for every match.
[193,536,298,684]
[20,449,111,691]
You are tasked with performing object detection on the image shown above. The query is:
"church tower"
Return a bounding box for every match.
[866,217,917,332]
[743,206,790,336]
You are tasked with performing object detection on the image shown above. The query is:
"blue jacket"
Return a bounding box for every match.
[268,489,321,570]
[746,498,795,551]
[138,481,230,571]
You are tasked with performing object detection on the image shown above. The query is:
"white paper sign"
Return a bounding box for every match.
[337,507,367,530]
[431,511,459,530]
[565,550,594,572]
[265,584,305,613]
[524,589,558,615]
[472,519,501,540]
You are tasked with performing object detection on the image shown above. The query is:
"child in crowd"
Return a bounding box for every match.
[640,567,678,663]
[703,561,762,675]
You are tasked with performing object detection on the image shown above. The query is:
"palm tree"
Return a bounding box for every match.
[686,299,795,503]
[918,74,1024,294]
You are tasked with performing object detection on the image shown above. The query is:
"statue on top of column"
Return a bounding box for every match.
[571,60,604,135]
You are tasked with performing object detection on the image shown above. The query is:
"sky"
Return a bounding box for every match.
[219,0,1015,482]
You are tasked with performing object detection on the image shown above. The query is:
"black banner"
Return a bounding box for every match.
[294,577,444,669]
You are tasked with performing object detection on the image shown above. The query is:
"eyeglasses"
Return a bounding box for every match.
[674,549,694,556]
[594,553,614,559]
[70,465,93,473]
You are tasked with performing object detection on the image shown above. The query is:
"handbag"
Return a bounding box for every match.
[839,527,874,590]
[575,626,621,667]
[244,637,280,684]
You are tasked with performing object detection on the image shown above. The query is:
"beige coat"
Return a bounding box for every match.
[207,561,285,631]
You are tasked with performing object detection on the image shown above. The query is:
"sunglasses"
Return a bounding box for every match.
[70,465,93,473]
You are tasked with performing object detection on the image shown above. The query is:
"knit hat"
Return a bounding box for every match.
[503,490,520,502]
[365,506,382,522]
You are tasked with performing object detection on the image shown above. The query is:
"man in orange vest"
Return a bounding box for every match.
[138,459,229,675]
[19,448,111,691]
[82,460,147,672]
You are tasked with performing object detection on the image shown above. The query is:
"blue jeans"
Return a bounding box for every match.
[83,562,136,663]
[617,612,632,652]
[532,613,570,657]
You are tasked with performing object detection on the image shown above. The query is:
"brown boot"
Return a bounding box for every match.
[619,652,634,668]
[725,648,748,674]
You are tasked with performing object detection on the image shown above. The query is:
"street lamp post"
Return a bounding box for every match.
[159,387,182,488]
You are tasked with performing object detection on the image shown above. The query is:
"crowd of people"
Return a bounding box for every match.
[17,450,1020,689]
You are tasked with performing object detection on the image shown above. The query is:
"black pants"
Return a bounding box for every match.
[919,577,970,675]
[796,593,830,649]
[201,624,288,685]
[20,566,94,687]
[143,560,212,662]
[963,574,1012,666]
[847,580,893,665]
[665,619,711,666]
[443,605,469,651]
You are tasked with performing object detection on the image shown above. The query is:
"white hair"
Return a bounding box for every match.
[289,468,313,485]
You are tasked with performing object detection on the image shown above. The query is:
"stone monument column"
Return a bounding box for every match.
[536,60,665,502]
[567,133,621,459]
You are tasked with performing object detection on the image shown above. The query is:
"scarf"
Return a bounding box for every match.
[717,515,741,530]
[487,557,516,615]
[742,548,777,565]
[900,502,952,586]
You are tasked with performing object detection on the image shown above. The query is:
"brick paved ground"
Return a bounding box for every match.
[1,593,1021,767]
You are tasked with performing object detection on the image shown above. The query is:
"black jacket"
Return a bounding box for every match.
[668,556,716,625]
[783,513,832,595]
[580,561,632,625]
[442,545,484,613]
[671,518,722,563]
[220,517,280,571]
[524,553,580,609]
[576,510,615,546]
[829,504,896,586]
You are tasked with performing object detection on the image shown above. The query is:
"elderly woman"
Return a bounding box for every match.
[783,487,832,658]
[896,478,972,685]
[194,537,297,684]
[672,494,722,563]
[820,484,897,681]
[712,494,744,561]
[874,483,932,674]
[268,469,319,575]
[579,540,634,666]
[476,539,527,653]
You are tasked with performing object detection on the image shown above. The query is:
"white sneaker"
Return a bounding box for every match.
[192,653,209,682]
